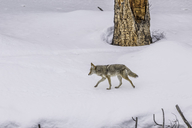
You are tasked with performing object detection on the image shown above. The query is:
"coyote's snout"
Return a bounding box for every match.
[88,63,138,90]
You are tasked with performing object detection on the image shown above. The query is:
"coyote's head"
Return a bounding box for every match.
[88,63,96,75]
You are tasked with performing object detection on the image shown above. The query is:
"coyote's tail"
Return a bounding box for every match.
[128,71,138,78]
[125,67,138,78]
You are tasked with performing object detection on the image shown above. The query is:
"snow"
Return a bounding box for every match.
[0,0,192,127]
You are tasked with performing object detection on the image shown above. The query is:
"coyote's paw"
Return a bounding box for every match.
[106,88,111,90]
[115,86,119,89]
[94,85,98,88]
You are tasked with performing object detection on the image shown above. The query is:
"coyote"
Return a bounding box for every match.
[88,63,138,90]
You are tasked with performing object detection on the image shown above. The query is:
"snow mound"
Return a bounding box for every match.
[0,0,192,128]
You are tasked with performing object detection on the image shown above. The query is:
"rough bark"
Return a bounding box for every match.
[112,0,152,46]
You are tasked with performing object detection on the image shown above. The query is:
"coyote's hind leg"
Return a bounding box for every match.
[122,70,135,88]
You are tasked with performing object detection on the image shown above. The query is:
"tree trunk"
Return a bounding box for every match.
[112,0,152,46]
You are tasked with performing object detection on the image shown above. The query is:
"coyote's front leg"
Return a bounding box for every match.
[106,76,112,90]
[115,75,122,89]
[94,77,106,88]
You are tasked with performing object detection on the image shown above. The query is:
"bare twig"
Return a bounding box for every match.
[153,108,171,128]
[38,124,41,128]
[172,113,180,128]
[153,114,163,126]
[98,7,103,11]
[132,117,138,128]
[176,105,192,128]
[162,108,165,128]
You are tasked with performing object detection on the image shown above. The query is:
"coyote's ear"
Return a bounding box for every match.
[91,63,96,68]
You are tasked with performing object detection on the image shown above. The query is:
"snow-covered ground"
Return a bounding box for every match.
[0,0,192,127]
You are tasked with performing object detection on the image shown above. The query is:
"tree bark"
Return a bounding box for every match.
[112,0,152,46]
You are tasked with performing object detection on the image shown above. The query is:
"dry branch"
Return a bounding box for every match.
[132,117,138,128]
[153,114,163,127]
[176,105,192,128]
[153,108,171,128]
[162,108,165,128]
[171,113,180,128]
[98,7,103,11]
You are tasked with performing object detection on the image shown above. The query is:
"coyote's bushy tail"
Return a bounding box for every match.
[125,66,138,78]
[128,71,138,78]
